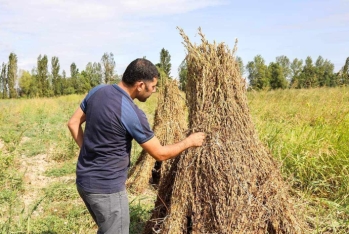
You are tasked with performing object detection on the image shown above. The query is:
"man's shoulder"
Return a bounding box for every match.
[120,96,145,116]
[85,84,108,99]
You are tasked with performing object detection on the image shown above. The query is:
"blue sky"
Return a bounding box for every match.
[0,0,348,78]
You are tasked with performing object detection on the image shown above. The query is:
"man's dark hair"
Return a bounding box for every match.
[122,58,159,86]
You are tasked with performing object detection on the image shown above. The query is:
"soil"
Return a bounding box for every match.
[17,140,75,216]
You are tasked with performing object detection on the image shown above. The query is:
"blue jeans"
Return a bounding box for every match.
[77,185,130,234]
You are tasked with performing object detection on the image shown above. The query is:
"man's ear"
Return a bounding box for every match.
[136,81,144,91]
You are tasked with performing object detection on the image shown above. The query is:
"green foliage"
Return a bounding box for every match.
[246,55,270,90]
[1,52,348,100]
[0,63,7,99]
[76,73,91,94]
[51,56,61,96]
[236,56,244,77]
[268,62,288,89]
[156,66,169,89]
[36,54,51,97]
[340,57,349,85]
[245,55,341,89]
[7,53,18,98]
[178,59,187,91]
[19,70,34,97]
[276,55,291,80]
[70,62,79,93]
[290,58,303,88]
[315,56,335,87]
[85,62,103,88]
[156,48,171,77]
[101,52,116,84]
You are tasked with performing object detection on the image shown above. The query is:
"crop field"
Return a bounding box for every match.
[0,87,348,233]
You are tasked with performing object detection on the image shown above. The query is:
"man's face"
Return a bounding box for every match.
[136,77,158,102]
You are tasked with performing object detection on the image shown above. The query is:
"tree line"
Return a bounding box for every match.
[243,55,349,90]
[0,49,172,99]
[178,55,349,91]
[2,49,348,99]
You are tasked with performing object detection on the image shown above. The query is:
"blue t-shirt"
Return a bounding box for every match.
[76,84,154,193]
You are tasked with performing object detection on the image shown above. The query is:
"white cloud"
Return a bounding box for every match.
[0,0,226,73]
[121,0,226,16]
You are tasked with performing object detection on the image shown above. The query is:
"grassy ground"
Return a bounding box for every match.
[0,94,158,234]
[0,87,348,233]
[248,87,349,233]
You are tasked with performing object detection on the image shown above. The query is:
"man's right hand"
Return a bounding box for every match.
[187,132,206,147]
[141,132,206,161]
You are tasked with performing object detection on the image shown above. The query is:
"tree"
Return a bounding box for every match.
[62,70,74,95]
[37,55,50,97]
[300,56,317,88]
[323,60,335,87]
[7,52,18,98]
[19,70,34,97]
[156,66,168,89]
[101,52,116,84]
[157,48,172,77]
[290,58,303,88]
[70,62,79,93]
[268,62,287,89]
[0,63,7,99]
[178,59,187,91]
[70,62,79,78]
[85,62,103,88]
[76,72,91,94]
[314,56,335,87]
[246,55,269,90]
[276,55,291,81]
[236,56,244,77]
[340,57,349,85]
[51,56,61,95]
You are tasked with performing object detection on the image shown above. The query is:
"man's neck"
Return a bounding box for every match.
[117,82,137,100]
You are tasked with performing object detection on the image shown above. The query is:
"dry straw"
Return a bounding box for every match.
[127,79,187,193]
[145,28,303,234]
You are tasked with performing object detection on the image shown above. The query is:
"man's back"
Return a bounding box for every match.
[76,84,154,194]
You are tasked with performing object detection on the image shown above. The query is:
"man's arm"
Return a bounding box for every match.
[67,107,86,149]
[140,132,205,161]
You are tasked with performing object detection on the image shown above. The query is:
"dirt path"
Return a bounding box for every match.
[18,152,74,216]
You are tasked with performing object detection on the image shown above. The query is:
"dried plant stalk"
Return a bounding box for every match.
[127,80,187,193]
[147,28,303,234]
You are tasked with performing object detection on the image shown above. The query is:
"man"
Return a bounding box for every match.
[67,58,205,234]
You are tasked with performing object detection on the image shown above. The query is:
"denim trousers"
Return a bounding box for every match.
[77,184,130,234]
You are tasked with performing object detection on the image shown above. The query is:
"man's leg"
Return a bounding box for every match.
[76,184,98,223]
[77,186,130,234]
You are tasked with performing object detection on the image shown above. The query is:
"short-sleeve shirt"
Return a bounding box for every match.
[76,84,154,194]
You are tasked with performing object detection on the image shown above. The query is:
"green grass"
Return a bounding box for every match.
[1,88,349,233]
[45,161,76,177]
[248,87,349,232]
[0,93,157,233]
[129,195,155,234]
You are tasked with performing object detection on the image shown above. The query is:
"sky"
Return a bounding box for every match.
[0,0,348,78]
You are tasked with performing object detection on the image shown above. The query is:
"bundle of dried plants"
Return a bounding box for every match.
[145,28,303,234]
[127,80,187,193]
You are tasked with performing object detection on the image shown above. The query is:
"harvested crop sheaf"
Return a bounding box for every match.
[145,28,303,234]
[127,80,187,193]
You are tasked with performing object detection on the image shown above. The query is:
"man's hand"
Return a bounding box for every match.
[141,132,206,161]
[186,132,206,147]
